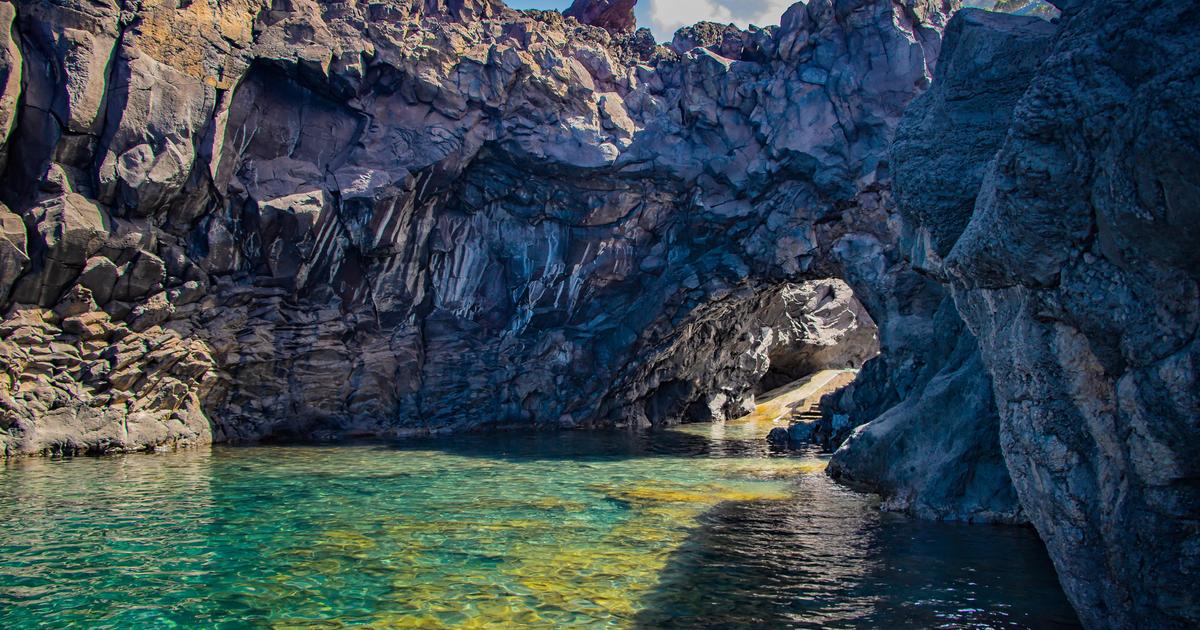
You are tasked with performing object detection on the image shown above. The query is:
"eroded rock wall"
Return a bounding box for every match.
[826,6,1057,525]
[0,0,966,456]
[889,2,1199,627]
[2,0,1194,625]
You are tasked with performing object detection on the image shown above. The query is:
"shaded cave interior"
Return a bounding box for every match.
[754,280,878,396]
[638,278,879,434]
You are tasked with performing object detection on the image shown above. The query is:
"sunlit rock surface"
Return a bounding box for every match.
[564,0,637,33]
[889,2,1200,627]
[0,0,966,455]
[755,280,878,394]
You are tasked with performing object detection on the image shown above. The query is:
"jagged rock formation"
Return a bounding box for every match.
[0,0,965,455]
[0,0,1026,582]
[887,2,1199,627]
[564,0,636,33]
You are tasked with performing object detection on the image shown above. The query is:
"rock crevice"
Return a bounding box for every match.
[885,3,1199,627]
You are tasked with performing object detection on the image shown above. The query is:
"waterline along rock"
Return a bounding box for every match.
[888,1,1200,627]
[0,0,1195,626]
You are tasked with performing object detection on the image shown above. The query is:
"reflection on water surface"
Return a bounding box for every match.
[0,422,1079,628]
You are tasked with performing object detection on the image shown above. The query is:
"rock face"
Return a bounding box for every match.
[888,2,1199,628]
[0,0,964,456]
[564,0,637,33]
[827,7,1056,525]
[0,0,1021,536]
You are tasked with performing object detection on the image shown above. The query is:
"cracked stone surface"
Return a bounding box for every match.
[888,2,1199,627]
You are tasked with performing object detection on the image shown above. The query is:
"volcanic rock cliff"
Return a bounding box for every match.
[887,1,1199,626]
[0,0,964,454]
[0,0,1195,626]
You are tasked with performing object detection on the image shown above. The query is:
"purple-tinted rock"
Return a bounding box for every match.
[564,0,637,33]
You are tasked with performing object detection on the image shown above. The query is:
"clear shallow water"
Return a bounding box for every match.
[0,422,1080,628]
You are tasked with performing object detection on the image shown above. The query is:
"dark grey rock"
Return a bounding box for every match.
[766,427,790,445]
[891,9,1058,263]
[787,421,817,445]
[168,280,205,307]
[0,203,29,304]
[12,191,111,307]
[113,251,166,302]
[77,256,119,305]
[827,5,1056,527]
[890,2,1200,626]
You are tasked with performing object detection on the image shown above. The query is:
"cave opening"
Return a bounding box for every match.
[752,279,879,398]
[635,277,879,447]
[740,278,880,450]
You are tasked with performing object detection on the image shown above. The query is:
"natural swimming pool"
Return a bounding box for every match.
[0,422,1079,628]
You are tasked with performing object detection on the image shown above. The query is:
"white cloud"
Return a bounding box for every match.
[648,0,736,38]
[750,0,796,28]
[642,0,799,41]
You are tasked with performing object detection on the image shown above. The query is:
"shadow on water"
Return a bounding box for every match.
[632,476,1082,629]
[389,427,1081,628]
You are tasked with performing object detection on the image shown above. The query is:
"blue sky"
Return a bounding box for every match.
[504,1,1041,43]
[505,0,800,42]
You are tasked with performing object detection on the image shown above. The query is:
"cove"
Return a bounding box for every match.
[1,420,1080,628]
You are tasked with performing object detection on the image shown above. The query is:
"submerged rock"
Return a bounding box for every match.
[787,421,817,445]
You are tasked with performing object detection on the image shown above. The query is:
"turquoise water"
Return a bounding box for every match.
[0,423,1080,628]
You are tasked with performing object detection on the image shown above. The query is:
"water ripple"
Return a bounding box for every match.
[0,428,1079,628]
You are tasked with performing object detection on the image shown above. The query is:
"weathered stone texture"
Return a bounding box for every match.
[0,0,965,458]
[889,2,1200,627]
[827,6,1056,526]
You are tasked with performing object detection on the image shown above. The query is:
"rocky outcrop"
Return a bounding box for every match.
[0,0,966,456]
[1,0,1194,625]
[0,306,218,455]
[564,0,636,33]
[827,7,1056,525]
[888,2,1199,627]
